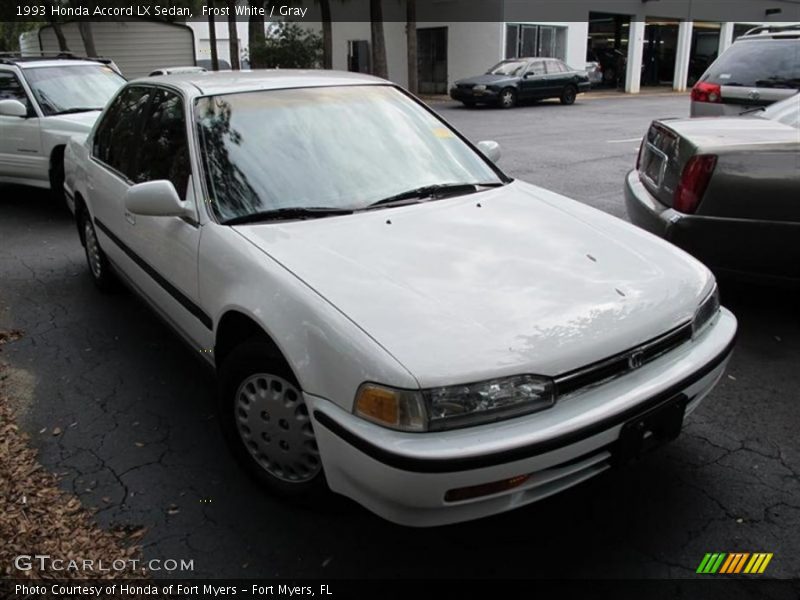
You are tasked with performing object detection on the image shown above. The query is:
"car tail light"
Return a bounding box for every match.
[675,155,717,214]
[691,81,722,103]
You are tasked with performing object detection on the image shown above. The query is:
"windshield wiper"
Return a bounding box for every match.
[223,206,353,226]
[55,107,103,115]
[365,182,503,210]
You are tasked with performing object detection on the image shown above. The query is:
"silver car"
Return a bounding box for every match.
[626,93,800,284]
[690,24,800,117]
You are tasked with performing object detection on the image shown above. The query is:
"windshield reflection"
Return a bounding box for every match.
[195,85,502,223]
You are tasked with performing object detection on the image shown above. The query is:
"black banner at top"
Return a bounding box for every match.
[2,0,800,23]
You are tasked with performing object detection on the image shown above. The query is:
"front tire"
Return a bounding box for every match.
[219,341,324,498]
[560,85,578,105]
[80,210,115,291]
[498,87,517,109]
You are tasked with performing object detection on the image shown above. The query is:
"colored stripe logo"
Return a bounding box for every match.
[697,553,773,574]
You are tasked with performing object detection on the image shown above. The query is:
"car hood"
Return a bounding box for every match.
[661,116,800,151]
[455,74,516,86]
[235,181,712,388]
[44,110,102,136]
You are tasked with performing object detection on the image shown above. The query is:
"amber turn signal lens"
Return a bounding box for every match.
[444,474,530,503]
[355,385,400,426]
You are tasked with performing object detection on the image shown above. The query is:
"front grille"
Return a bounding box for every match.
[554,322,693,397]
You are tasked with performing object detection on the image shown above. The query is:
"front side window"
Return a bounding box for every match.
[0,71,32,113]
[93,86,152,179]
[195,85,503,222]
[527,61,546,76]
[23,65,125,116]
[135,89,191,199]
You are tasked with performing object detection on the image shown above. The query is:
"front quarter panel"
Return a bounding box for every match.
[200,223,420,410]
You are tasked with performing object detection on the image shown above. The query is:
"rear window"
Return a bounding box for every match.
[702,39,800,88]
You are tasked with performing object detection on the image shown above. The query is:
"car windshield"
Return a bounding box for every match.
[759,93,800,128]
[195,85,503,223]
[24,65,126,116]
[487,60,528,76]
[701,39,800,88]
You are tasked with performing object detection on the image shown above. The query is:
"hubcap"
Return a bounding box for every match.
[501,91,514,107]
[235,373,320,483]
[84,220,102,279]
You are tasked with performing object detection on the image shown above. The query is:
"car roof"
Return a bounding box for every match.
[135,69,387,96]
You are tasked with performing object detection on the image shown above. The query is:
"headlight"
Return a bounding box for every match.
[473,84,487,92]
[692,284,720,336]
[354,375,555,432]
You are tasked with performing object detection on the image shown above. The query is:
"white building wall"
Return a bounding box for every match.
[186,20,248,66]
[431,22,504,86]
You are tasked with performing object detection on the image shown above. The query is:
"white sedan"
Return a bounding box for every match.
[64,71,737,527]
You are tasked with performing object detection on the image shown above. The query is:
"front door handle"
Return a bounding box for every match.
[124,210,135,225]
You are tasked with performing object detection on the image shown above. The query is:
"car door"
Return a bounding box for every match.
[544,60,570,97]
[0,70,45,182]
[122,87,209,348]
[88,85,153,271]
[519,60,547,99]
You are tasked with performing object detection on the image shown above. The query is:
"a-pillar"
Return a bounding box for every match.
[673,20,694,92]
[625,20,646,94]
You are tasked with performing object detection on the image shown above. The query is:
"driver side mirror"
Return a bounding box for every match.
[477,140,501,163]
[0,99,28,118]
[125,180,188,217]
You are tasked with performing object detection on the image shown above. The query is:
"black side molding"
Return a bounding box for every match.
[93,218,213,330]
[313,336,736,474]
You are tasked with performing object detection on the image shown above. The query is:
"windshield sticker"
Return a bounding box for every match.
[433,127,455,138]
[718,73,732,79]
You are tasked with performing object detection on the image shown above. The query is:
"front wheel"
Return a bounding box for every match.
[498,87,517,109]
[80,210,115,291]
[560,85,578,105]
[219,341,325,497]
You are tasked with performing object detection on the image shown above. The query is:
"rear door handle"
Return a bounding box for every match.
[124,210,135,225]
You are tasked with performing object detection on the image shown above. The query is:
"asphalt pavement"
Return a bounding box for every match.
[1,93,798,579]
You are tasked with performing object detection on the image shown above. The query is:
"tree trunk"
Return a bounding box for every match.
[248,1,266,69]
[208,0,219,70]
[46,1,69,52]
[369,0,387,79]
[320,0,332,69]
[78,22,97,57]
[406,0,417,94]
[227,0,240,70]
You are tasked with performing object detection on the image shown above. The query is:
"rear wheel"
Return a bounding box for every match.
[560,85,578,105]
[79,210,115,291]
[219,341,325,498]
[498,87,517,109]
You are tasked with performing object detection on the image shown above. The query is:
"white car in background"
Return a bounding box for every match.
[64,71,737,527]
[0,56,125,201]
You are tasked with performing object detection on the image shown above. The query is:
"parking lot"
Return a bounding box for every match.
[1,93,799,578]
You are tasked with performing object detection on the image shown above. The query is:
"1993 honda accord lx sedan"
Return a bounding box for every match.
[64,71,737,526]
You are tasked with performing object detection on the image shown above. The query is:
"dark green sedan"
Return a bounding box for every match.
[449,58,591,108]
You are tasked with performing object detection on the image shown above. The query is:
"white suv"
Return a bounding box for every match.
[691,24,800,116]
[0,56,125,200]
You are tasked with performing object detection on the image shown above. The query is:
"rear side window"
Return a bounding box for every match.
[546,60,567,74]
[702,39,800,88]
[93,86,153,179]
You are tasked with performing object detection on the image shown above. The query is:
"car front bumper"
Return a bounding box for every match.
[308,307,736,527]
[449,87,499,103]
[624,170,800,283]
